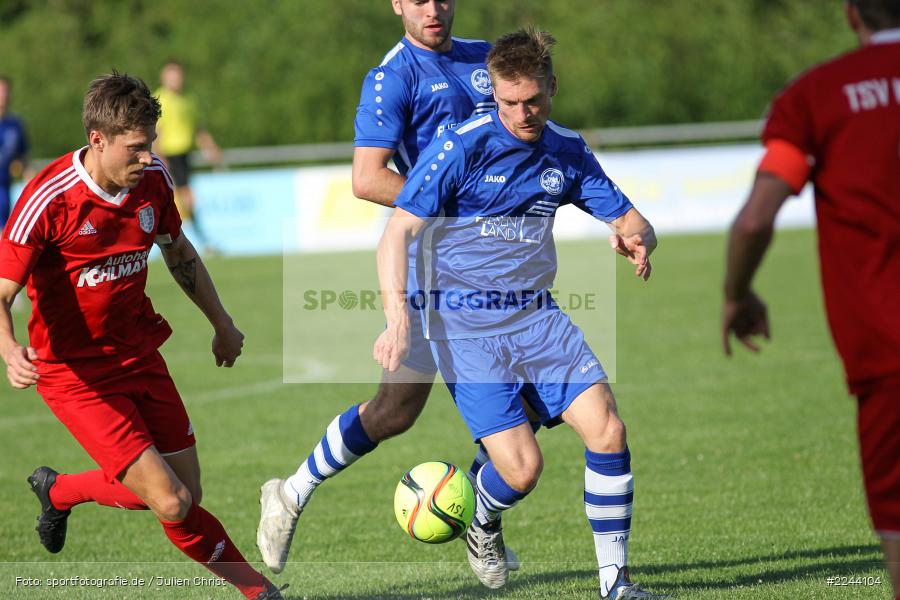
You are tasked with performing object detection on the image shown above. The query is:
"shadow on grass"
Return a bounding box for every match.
[281,544,885,599]
[638,543,885,593]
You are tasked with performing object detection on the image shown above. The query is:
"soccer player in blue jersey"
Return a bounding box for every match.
[257,0,520,574]
[375,29,666,599]
[0,77,29,230]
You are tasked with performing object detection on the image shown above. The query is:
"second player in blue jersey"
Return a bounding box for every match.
[376,28,666,599]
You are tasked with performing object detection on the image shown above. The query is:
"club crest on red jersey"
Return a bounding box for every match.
[138,205,155,234]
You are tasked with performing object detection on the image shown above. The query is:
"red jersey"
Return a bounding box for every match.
[762,30,900,391]
[0,148,182,367]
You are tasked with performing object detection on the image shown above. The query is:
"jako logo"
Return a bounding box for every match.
[580,359,600,374]
[484,175,506,183]
[431,82,449,92]
[77,250,150,287]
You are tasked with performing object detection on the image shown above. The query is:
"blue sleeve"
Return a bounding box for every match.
[394,133,465,218]
[16,120,27,157]
[569,145,633,221]
[0,121,26,167]
[354,66,411,149]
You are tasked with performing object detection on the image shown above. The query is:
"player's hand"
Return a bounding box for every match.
[212,322,244,367]
[609,233,652,281]
[374,322,410,372]
[722,291,770,356]
[3,344,39,389]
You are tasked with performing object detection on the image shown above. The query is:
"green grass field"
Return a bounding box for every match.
[0,229,890,599]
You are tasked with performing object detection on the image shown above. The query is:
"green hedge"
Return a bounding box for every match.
[1,0,850,157]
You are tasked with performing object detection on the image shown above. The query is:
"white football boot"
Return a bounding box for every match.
[465,518,509,589]
[602,566,669,599]
[257,479,300,574]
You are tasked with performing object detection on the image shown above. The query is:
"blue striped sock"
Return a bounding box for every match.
[585,447,632,592]
[284,404,377,509]
[473,461,529,527]
[467,443,489,483]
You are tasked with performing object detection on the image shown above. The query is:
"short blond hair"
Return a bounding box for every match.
[82,71,161,138]
[486,27,556,83]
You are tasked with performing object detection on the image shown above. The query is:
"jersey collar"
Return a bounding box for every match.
[871,28,900,44]
[400,36,455,60]
[73,147,130,206]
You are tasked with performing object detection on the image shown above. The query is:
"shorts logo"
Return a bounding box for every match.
[471,69,493,95]
[580,359,600,374]
[187,422,193,436]
[540,168,564,195]
[138,205,155,234]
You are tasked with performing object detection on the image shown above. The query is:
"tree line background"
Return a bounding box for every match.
[1,0,850,159]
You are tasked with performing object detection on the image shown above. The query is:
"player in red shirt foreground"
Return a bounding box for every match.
[0,73,285,600]
[722,1,900,597]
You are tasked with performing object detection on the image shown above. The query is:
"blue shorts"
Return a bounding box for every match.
[402,262,438,375]
[432,311,605,440]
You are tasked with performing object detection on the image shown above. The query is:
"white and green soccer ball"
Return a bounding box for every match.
[394,461,475,544]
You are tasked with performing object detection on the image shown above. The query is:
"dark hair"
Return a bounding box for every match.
[848,0,900,30]
[82,71,161,137]
[487,27,556,84]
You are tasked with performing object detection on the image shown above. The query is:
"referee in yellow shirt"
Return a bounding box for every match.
[154,61,221,252]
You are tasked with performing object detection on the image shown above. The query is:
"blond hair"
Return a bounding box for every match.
[486,27,556,83]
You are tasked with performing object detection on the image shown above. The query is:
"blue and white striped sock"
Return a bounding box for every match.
[585,448,633,592]
[467,443,489,484]
[473,461,529,528]
[283,404,377,509]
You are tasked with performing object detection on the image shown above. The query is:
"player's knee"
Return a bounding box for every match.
[504,454,543,493]
[605,417,627,448]
[151,486,193,522]
[366,384,430,439]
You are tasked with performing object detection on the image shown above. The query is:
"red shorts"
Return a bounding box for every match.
[856,373,900,535]
[37,351,195,482]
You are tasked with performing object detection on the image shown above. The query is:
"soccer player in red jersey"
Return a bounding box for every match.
[0,73,285,600]
[722,1,900,596]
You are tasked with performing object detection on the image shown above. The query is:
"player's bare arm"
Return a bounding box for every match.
[722,172,793,355]
[157,234,244,367]
[374,208,427,371]
[609,207,656,281]
[0,277,38,388]
[352,146,407,207]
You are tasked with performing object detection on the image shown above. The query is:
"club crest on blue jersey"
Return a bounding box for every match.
[138,205,155,233]
[470,69,493,95]
[540,168,565,195]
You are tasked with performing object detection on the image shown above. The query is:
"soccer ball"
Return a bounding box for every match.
[393,461,475,544]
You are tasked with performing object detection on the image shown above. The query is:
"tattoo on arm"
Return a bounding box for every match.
[169,258,197,295]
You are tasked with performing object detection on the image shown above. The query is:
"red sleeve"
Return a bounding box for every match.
[0,177,56,285]
[151,163,182,245]
[761,73,816,157]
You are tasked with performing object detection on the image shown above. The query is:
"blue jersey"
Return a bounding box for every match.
[0,115,28,187]
[354,36,495,176]
[395,111,633,340]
